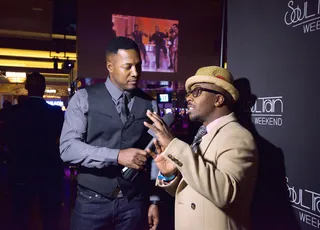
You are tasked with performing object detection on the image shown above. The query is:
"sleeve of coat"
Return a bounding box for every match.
[162,132,258,209]
[156,171,182,197]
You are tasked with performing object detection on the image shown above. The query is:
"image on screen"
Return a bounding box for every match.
[157,93,172,103]
[112,14,179,73]
[159,94,169,102]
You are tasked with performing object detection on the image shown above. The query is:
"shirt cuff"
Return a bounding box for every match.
[150,195,160,202]
[105,148,120,166]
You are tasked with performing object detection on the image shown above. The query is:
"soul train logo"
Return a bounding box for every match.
[284,0,320,33]
[251,96,283,127]
[287,177,320,228]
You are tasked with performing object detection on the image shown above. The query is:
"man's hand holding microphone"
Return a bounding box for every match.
[120,111,176,181]
[117,148,147,170]
[118,109,177,177]
[143,110,177,177]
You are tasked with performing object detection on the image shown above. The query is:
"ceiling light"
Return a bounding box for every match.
[5,72,27,83]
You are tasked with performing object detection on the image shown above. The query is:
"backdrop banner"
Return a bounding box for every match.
[228,0,320,229]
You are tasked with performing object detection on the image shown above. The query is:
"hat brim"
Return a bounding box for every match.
[185,75,239,101]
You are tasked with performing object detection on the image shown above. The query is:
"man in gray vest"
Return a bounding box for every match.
[60,37,160,230]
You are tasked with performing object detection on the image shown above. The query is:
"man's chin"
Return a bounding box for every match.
[189,114,196,122]
[125,85,138,91]
[189,114,201,123]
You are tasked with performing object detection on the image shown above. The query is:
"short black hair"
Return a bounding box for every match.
[26,72,46,92]
[26,72,45,86]
[106,36,140,56]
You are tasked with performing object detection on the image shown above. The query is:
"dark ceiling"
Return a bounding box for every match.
[53,0,76,35]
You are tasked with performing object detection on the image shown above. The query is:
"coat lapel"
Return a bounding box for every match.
[199,112,238,155]
[177,113,238,191]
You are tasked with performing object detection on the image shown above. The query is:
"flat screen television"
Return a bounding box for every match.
[112,14,179,73]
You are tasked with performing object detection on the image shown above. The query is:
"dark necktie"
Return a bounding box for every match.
[120,92,129,124]
[191,125,207,153]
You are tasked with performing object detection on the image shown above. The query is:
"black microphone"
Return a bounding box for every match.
[121,113,175,182]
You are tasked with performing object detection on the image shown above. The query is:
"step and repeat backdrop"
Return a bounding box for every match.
[228,0,320,229]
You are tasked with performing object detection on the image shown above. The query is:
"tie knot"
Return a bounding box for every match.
[196,126,207,138]
[191,125,207,153]
[192,126,207,144]
[123,91,131,101]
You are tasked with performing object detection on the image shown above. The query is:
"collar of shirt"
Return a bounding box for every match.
[205,112,233,134]
[105,77,126,102]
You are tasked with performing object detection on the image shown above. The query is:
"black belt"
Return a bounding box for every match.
[78,184,123,199]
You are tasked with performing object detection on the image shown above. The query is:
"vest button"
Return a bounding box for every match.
[122,140,125,144]
[191,203,196,210]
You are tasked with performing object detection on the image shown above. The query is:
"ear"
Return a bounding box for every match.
[214,94,225,107]
[106,60,113,73]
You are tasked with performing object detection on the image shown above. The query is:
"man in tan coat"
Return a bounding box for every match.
[144,66,258,230]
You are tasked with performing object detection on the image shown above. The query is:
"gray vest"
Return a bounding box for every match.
[77,83,153,198]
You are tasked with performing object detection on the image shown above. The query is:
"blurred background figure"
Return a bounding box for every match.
[5,72,65,230]
[149,26,168,69]
[126,24,149,65]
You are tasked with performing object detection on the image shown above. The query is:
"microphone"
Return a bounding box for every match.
[121,113,175,182]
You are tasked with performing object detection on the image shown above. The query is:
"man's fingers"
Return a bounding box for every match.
[148,110,165,126]
[153,217,159,229]
[148,214,153,228]
[137,155,147,162]
[161,146,165,153]
[146,111,165,129]
[147,110,162,121]
[146,140,163,159]
[134,160,145,168]
[146,148,156,159]
[137,149,147,156]
[133,158,142,166]
[154,140,162,154]
[131,163,140,170]
[144,121,158,133]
